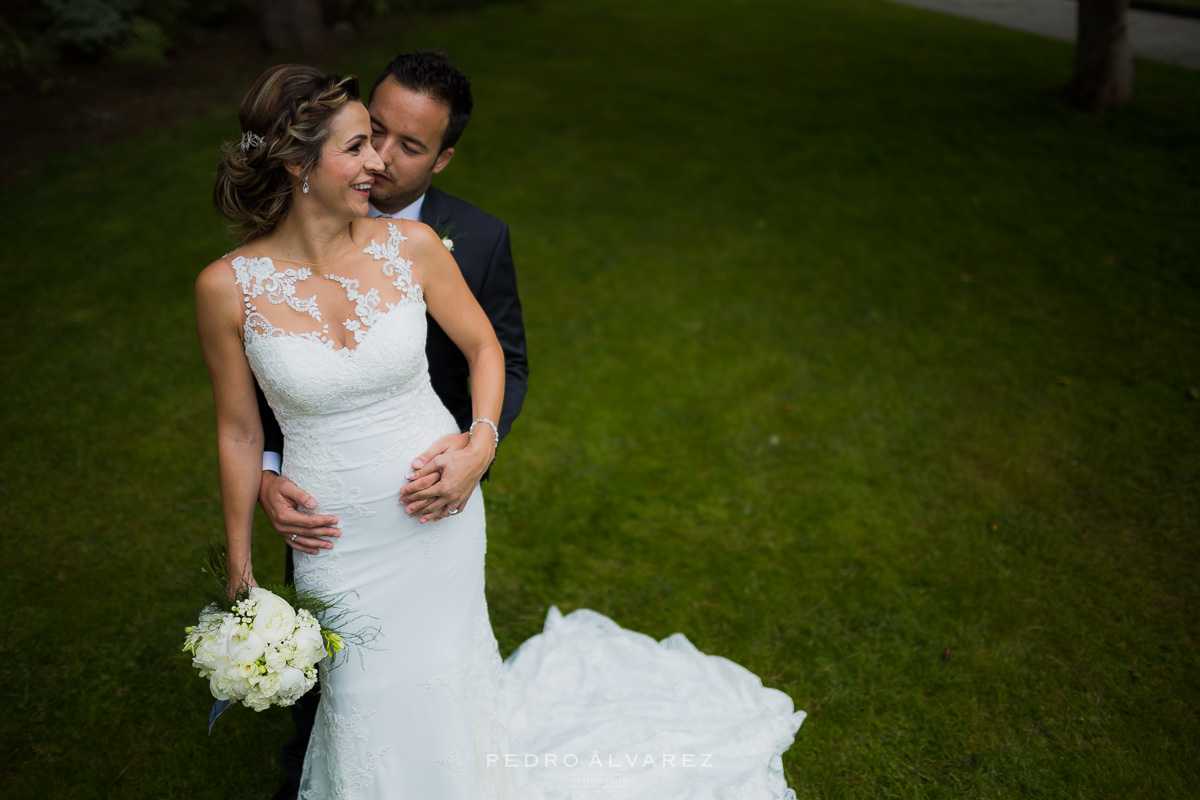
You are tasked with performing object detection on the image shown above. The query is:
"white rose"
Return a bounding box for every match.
[264,649,288,673]
[210,665,246,701]
[256,670,282,698]
[249,588,298,645]
[208,673,232,701]
[290,626,326,669]
[275,666,310,702]
[192,631,230,674]
[226,665,250,697]
[227,626,266,666]
[442,237,454,252]
[244,688,272,712]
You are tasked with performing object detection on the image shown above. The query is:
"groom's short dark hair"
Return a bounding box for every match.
[371,49,474,152]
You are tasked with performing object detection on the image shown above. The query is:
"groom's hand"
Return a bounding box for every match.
[259,471,340,555]
[399,433,488,523]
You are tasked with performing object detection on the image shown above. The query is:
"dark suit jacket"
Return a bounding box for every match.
[256,185,529,458]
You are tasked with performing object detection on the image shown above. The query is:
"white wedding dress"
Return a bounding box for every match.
[229,222,804,800]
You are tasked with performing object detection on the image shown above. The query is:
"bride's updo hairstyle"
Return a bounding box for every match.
[214,64,361,241]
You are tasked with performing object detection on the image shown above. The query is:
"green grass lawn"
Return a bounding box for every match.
[2,0,1198,797]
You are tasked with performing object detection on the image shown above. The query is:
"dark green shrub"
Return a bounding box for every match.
[43,0,138,57]
[109,15,169,67]
[0,18,55,72]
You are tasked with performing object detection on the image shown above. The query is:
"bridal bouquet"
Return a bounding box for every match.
[183,587,342,712]
[182,544,369,730]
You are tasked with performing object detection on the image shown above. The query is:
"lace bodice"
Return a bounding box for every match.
[229,222,422,349]
[227,222,430,417]
[226,220,455,529]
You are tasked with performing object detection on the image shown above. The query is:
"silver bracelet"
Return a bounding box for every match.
[469,417,499,450]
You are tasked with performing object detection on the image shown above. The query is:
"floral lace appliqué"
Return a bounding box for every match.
[436,749,470,774]
[244,312,335,348]
[420,528,442,560]
[230,255,322,319]
[300,704,390,797]
[363,222,424,305]
[323,274,383,344]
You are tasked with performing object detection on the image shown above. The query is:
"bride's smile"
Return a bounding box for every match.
[299,102,383,222]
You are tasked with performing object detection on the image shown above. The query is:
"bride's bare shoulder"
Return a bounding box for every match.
[195,251,246,311]
[352,216,419,253]
[399,218,438,247]
[357,218,445,267]
[356,216,400,242]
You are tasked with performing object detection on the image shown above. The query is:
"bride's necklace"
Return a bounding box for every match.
[274,239,361,270]
[273,228,364,270]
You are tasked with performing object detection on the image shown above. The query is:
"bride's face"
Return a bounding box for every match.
[304,102,383,219]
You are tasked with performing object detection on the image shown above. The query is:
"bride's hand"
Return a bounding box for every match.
[399,432,490,523]
[226,572,259,601]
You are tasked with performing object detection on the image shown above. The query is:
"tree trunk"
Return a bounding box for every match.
[1069,0,1134,111]
[260,0,328,55]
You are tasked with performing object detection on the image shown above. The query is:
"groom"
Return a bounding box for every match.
[258,49,529,799]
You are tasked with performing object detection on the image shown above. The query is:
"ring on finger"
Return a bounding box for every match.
[448,507,460,515]
[291,534,298,542]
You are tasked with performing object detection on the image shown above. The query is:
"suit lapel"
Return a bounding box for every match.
[420,186,451,233]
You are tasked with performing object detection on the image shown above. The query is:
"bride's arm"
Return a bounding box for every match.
[411,223,505,472]
[195,260,264,594]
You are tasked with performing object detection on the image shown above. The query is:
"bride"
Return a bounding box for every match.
[196,64,803,799]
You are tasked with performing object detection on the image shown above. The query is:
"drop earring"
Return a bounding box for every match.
[302,176,310,194]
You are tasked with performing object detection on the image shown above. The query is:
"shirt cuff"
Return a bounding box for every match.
[263,451,282,474]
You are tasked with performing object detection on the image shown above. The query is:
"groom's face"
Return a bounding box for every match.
[367,77,456,214]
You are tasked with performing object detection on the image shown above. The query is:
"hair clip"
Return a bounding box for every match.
[239,131,266,151]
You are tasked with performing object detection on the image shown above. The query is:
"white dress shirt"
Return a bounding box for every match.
[367,194,425,221]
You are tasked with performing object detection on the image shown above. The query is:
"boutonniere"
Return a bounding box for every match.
[432,217,461,254]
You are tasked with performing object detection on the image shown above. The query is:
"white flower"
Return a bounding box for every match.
[265,649,288,673]
[290,626,326,669]
[256,670,282,698]
[192,630,231,675]
[249,588,297,645]
[275,666,310,701]
[186,585,353,715]
[218,613,238,635]
[442,237,454,252]
[233,597,257,619]
[210,665,246,701]
[244,689,272,712]
[227,626,266,666]
[208,675,232,701]
[275,641,296,662]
